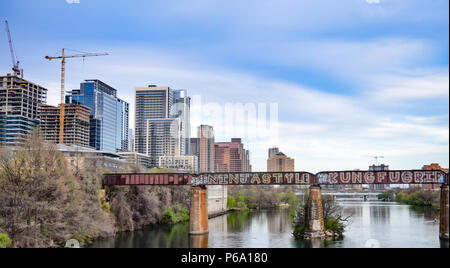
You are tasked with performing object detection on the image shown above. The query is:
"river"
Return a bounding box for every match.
[88,201,448,248]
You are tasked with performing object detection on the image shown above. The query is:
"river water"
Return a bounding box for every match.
[88,201,448,248]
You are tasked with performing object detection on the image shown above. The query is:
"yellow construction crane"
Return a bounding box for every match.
[45,48,108,144]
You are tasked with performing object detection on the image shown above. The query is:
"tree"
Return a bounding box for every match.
[0,131,115,247]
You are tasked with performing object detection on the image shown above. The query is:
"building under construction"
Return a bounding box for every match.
[40,104,91,147]
[0,74,47,146]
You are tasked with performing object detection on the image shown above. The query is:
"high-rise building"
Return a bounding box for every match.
[267,151,295,172]
[173,89,191,156]
[134,85,188,166]
[369,164,389,191]
[117,98,130,152]
[39,104,90,147]
[215,138,252,172]
[0,75,47,146]
[190,137,200,171]
[66,80,129,153]
[128,128,134,152]
[268,147,280,159]
[198,125,215,172]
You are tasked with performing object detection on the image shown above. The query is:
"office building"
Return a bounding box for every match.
[267,151,295,172]
[57,144,126,173]
[135,85,188,166]
[173,89,191,156]
[369,164,389,191]
[0,75,47,146]
[159,155,198,173]
[66,80,129,153]
[215,138,252,172]
[268,147,280,159]
[198,125,215,172]
[118,152,152,169]
[39,104,90,147]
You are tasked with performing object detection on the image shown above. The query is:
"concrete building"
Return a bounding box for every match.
[66,80,129,153]
[190,138,200,170]
[39,104,91,147]
[215,138,252,172]
[158,155,198,173]
[267,151,295,172]
[198,125,215,173]
[268,147,280,159]
[194,125,227,216]
[118,152,152,169]
[57,144,126,173]
[0,74,47,146]
[369,164,389,191]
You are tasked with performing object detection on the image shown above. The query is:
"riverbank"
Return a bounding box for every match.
[378,189,440,208]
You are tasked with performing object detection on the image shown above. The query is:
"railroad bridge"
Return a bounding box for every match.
[103,170,449,241]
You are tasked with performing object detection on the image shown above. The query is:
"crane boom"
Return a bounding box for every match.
[4,20,22,77]
[45,48,108,144]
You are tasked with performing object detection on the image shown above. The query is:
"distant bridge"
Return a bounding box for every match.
[296,192,380,197]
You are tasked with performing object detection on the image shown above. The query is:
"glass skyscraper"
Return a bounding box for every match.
[135,86,190,167]
[173,89,191,156]
[66,80,129,153]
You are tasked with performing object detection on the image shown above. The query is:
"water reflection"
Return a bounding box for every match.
[189,234,209,248]
[88,202,443,248]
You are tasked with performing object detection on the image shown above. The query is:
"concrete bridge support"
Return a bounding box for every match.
[305,185,325,238]
[440,184,449,241]
[189,186,209,235]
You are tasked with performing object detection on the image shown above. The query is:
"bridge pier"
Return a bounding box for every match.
[440,184,449,241]
[189,186,209,235]
[304,185,326,238]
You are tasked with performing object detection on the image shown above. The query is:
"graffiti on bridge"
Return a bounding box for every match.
[103,170,448,186]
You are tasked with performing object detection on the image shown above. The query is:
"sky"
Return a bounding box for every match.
[0,0,448,172]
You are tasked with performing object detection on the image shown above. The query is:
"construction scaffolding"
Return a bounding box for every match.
[40,104,90,147]
[0,74,47,146]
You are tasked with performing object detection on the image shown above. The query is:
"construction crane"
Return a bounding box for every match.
[45,48,108,144]
[373,156,384,166]
[4,20,23,78]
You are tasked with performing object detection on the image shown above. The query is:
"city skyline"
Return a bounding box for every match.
[0,0,448,172]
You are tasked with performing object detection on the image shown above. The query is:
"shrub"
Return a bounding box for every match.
[0,233,12,248]
[178,204,189,223]
[161,207,178,224]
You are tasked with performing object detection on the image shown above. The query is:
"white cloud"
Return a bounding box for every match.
[7,43,449,173]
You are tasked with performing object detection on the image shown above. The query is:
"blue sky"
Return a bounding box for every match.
[0,0,448,172]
